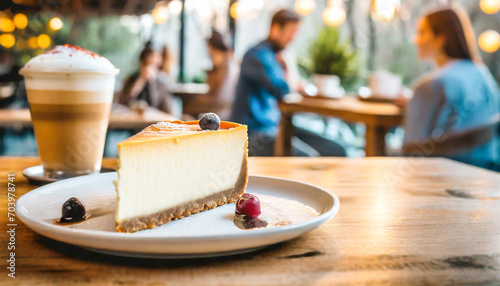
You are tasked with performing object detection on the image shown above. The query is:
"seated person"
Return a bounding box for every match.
[0,54,25,108]
[119,42,174,114]
[184,31,240,120]
[402,7,499,168]
[230,9,345,156]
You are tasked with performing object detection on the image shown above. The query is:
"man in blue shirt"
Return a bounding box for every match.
[231,10,346,156]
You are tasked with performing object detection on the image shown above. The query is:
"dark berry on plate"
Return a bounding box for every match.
[199,113,221,130]
[61,197,86,221]
[243,216,268,229]
[235,193,261,219]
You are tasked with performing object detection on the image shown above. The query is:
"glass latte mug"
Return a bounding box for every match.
[20,45,119,179]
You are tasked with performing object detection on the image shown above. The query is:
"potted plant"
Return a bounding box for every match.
[306,27,357,98]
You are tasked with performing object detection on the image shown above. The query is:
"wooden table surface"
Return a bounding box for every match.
[0,104,176,129]
[276,95,404,157]
[1,157,499,285]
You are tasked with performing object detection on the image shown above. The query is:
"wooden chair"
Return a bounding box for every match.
[403,114,500,159]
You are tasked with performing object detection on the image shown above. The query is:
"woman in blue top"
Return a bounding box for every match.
[402,7,499,169]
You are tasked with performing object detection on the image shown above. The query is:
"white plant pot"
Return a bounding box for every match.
[310,74,345,98]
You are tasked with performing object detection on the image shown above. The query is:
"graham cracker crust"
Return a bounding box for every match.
[116,155,248,233]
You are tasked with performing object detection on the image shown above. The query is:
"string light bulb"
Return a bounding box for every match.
[480,0,500,14]
[49,17,63,30]
[28,36,38,49]
[230,2,242,19]
[295,0,315,16]
[168,0,183,16]
[152,6,169,24]
[371,0,400,22]
[13,14,28,29]
[0,17,15,32]
[37,34,51,49]
[322,1,346,27]
[478,29,500,53]
[0,34,15,48]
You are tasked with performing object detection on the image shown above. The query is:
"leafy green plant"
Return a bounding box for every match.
[307,27,358,85]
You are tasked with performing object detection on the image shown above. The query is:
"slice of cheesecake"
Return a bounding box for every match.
[115,120,248,233]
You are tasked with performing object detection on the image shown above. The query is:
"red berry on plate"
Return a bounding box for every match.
[235,193,261,219]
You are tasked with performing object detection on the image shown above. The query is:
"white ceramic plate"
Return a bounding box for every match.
[16,173,339,258]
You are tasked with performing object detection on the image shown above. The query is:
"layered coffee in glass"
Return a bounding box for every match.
[20,45,119,179]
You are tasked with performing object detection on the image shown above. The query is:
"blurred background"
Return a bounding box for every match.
[0,0,499,158]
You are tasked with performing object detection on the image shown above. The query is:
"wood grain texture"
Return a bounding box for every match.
[276,95,404,156]
[1,157,499,285]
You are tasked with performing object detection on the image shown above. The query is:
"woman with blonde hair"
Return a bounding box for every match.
[402,6,499,169]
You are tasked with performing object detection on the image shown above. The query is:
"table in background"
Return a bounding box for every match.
[0,104,176,130]
[170,83,209,96]
[275,95,404,156]
[1,157,499,285]
[108,104,176,129]
[170,83,209,113]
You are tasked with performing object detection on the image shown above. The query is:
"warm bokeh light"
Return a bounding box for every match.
[371,0,400,22]
[0,34,15,48]
[168,0,183,16]
[322,6,346,27]
[28,36,38,49]
[0,17,15,32]
[230,2,242,19]
[152,6,169,24]
[49,17,63,30]
[478,29,500,53]
[13,14,28,29]
[295,0,315,16]
[480,0,500,14]
[37,34,51,49]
